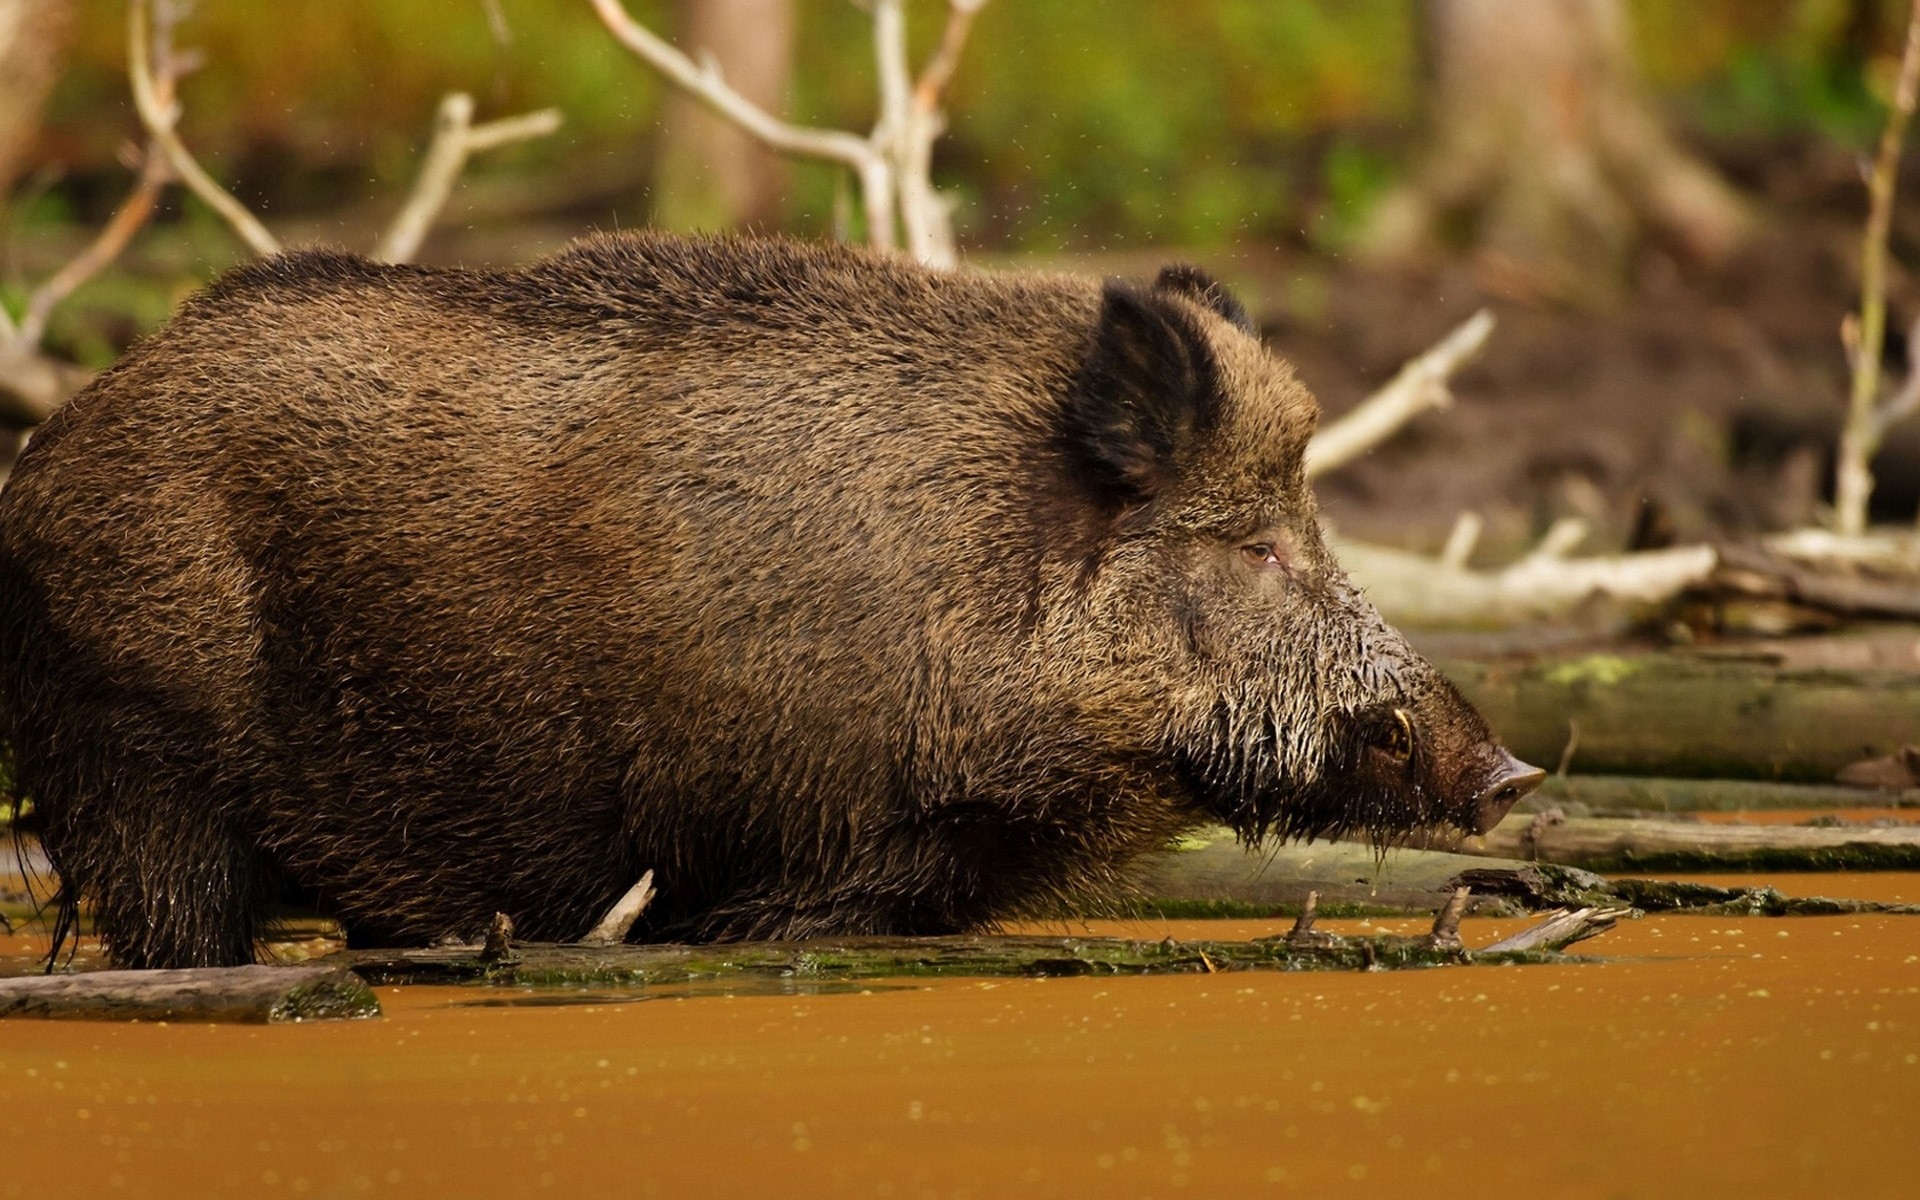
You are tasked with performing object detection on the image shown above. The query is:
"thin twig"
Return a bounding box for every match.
[1872,313,1920,442]
[1304,308,1495,478]
[18,145,172,346]
[128,0,280,257]
[587,0,891,247]
[1835,0,1920,536]
[912,0,989,115]
[373,93,562,264]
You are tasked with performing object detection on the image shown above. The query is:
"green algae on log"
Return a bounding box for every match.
[1471,813,1920,873]
[1123,833,1604,919]
[0,964,380,1023]
[1438,651,1920,781]
[1130,831,1920,917]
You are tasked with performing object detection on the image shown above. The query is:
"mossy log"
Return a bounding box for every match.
[1597,876,1920,916]
[1133,829,1920,917]
[1471,812,1920,873]
[1123,834,1544,918]
[0,965,380,1023]
[339,918,1607,990]
[1527,773,1917,814]
[1438,650,1920,780]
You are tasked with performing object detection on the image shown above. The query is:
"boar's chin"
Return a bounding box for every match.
[1212,774,1459,849]
[1175,748,1464,850]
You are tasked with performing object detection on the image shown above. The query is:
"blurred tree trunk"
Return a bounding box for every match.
[651,0,794,231]
[0,0,75,208]
[1363,0,1750,300]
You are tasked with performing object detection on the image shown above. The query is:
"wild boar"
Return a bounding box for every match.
[0,234,1542,969]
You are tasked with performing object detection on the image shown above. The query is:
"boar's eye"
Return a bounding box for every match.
[1239,542,1287,570]
[1375,707,1416,763]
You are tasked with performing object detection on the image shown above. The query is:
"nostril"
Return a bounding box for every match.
[1470,756,1546,834]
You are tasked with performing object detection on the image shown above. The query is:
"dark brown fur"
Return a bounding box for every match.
[0,233,1539,968]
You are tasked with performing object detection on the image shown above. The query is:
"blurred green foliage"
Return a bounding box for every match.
[18,0,1920,260]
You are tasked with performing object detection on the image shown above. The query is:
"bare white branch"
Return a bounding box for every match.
[590,0,988,264]
[589,0,893,249]
[1304,308,1495,478]
[870,0,914,255]
[893,0,986,267]
[1332,533,1719,627]
[128,0,280,257]
[373,93,562,265]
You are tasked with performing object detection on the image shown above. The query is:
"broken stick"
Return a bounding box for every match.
[580,870,656,946]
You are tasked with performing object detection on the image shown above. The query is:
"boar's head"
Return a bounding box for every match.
[1054,266,1541,847]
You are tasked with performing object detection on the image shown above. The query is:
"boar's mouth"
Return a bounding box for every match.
[1170,709,1543,848]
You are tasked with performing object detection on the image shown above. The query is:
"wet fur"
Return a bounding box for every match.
[0,233,1519,968]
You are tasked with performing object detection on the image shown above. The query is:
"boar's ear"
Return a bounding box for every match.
[1153,265,1256,335]
[1063,280,1221,504]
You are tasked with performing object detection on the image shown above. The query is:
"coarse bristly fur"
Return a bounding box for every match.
[0,232,1542,969]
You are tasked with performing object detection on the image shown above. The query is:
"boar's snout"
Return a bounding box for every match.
[1468,749,1545,835]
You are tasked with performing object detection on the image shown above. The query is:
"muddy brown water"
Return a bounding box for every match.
[3,882,1916,1200]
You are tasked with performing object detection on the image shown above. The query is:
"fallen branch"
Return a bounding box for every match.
[0,964,379,1023]
[1332,532,1717,626]
[1469,812,1920,873]
[1304,308,1495,478]
[1337,523,1920,631]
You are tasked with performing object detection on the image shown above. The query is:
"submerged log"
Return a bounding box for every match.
[1438,649,1920,780]
[1470,812,1920,873]
[0,965,380,1023]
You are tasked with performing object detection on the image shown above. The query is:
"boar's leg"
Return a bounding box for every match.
[0,579,275,969]
[21,699,275,970]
